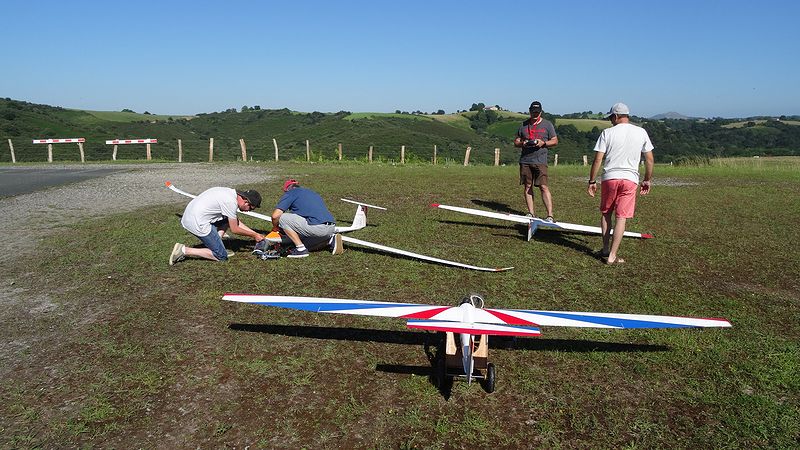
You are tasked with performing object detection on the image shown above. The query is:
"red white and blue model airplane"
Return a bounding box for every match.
[431,203,654,241]
[223,293,731,392]
[166,182,513,272]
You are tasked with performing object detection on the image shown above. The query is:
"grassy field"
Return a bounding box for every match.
[1,162,798,448]
[80,110,195,122]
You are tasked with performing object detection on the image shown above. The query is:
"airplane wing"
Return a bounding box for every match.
[432,203,653,239]
[167,182,512,272]
[223,294,538,336]
[341,236,514,272]
[223,294,458,318]
[481,308,732,329]
[223,294,731,331]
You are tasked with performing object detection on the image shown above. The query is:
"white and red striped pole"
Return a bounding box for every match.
[33,138,86,162]
[105,139,158,161]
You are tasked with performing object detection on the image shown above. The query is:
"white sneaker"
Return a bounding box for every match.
[330,233,344,255]
[169,243,186,265]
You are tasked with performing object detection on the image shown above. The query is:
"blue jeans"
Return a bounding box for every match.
[197,222,228,261]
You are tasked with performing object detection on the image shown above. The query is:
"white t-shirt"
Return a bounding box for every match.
[593,123,654,183]
[180,187,239,236]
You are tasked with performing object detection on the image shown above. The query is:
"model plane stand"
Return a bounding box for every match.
[439,331,495,393]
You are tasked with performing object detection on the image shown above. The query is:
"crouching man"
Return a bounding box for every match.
[169,187,265,265]
[270,179,341,258]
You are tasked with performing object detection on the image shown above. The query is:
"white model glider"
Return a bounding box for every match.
[432,203,654,241]
[223,293,731,392]
[166,182,512,272]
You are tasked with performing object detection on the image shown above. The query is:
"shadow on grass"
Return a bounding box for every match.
[471,198,526,216]
[229,323,669,399]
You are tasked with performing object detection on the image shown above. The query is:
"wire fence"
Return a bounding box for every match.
[2,137,590,166]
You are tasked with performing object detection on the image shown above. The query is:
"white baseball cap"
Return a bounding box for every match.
[605,102,630,118]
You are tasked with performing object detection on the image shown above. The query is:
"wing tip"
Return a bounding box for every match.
[641,233,654,239]
[165,181,172,187]
[430,203,440,208]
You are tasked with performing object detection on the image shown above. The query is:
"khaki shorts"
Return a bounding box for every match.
[519,163,548,187]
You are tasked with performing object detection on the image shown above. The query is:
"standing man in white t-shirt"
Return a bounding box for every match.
[169,187,265,265]
[587,103,654,265]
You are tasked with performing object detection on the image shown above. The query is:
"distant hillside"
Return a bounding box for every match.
[2,98,798,164]
[650,112,693,120]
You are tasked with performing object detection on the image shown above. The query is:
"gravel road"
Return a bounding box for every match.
[0,163,276,265]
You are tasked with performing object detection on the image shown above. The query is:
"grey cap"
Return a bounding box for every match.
[606,102,630,118]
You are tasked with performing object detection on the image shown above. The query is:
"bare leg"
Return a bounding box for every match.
[540,185,553,218]
[600,211,613,256]
[184,246,219,261]
[523,183,535,216]
[607,216,627,263]
[283,228,304,248]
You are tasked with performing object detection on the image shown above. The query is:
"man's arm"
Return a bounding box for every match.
[540,136,558,148]
[227,217,264,241]
[587,151,604,197]
[270,208,284,232]
[640,151,655,195]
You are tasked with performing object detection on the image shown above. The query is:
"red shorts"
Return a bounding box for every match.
[600,179,638,218]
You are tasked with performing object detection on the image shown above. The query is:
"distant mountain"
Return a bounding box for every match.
[650,112,693,120]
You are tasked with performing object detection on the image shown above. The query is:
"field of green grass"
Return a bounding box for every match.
[1,162,798,447]
[81,110,195,122]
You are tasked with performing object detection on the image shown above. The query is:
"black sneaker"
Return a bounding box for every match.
[287,247,310,258]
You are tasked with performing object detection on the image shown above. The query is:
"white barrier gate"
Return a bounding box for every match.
[32,138,86,163]
[105,139,158,161]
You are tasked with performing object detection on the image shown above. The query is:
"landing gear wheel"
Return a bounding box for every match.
[483,363,496,393]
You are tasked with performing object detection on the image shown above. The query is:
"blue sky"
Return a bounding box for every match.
[2,0,798,118]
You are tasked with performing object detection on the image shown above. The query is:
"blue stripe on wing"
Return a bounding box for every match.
[519,311,694,329]
[251,301,423,314]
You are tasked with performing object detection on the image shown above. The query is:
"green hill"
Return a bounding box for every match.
[2,98,799,164]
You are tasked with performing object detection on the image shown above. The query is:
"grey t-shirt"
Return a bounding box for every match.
[516,118,557,165]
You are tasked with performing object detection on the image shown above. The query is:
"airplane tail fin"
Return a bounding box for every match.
[335,199,386,233]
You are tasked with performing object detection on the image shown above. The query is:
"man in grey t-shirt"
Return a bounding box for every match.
[514,101,558,221]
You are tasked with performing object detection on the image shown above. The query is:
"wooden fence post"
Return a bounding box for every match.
[494,148,500,166]
[433,145,437,165]
[240,138,247,162]
[8,139,16,163]
[369,145,373,163]
[583,154,587,166]
[338,143,342,161]
[78,142,85,163]
[463,146,471,166]
[209,138,214,162]
[305,140,310,161]
[401,145,405,164]
[112,144,118,161]
[273,138,279,161]
[554,153,558,166]
[178,139,183,162]
[146,143,152,161]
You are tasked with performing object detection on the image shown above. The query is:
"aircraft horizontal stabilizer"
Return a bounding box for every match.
[406,320,541,336]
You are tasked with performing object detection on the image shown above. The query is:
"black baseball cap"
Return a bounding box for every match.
[529,101,543,114]
[237,189,262,208]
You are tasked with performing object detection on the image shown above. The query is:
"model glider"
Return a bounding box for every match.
[431,203,653,241]
[166,182,512,272]
[223,293,731,392]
